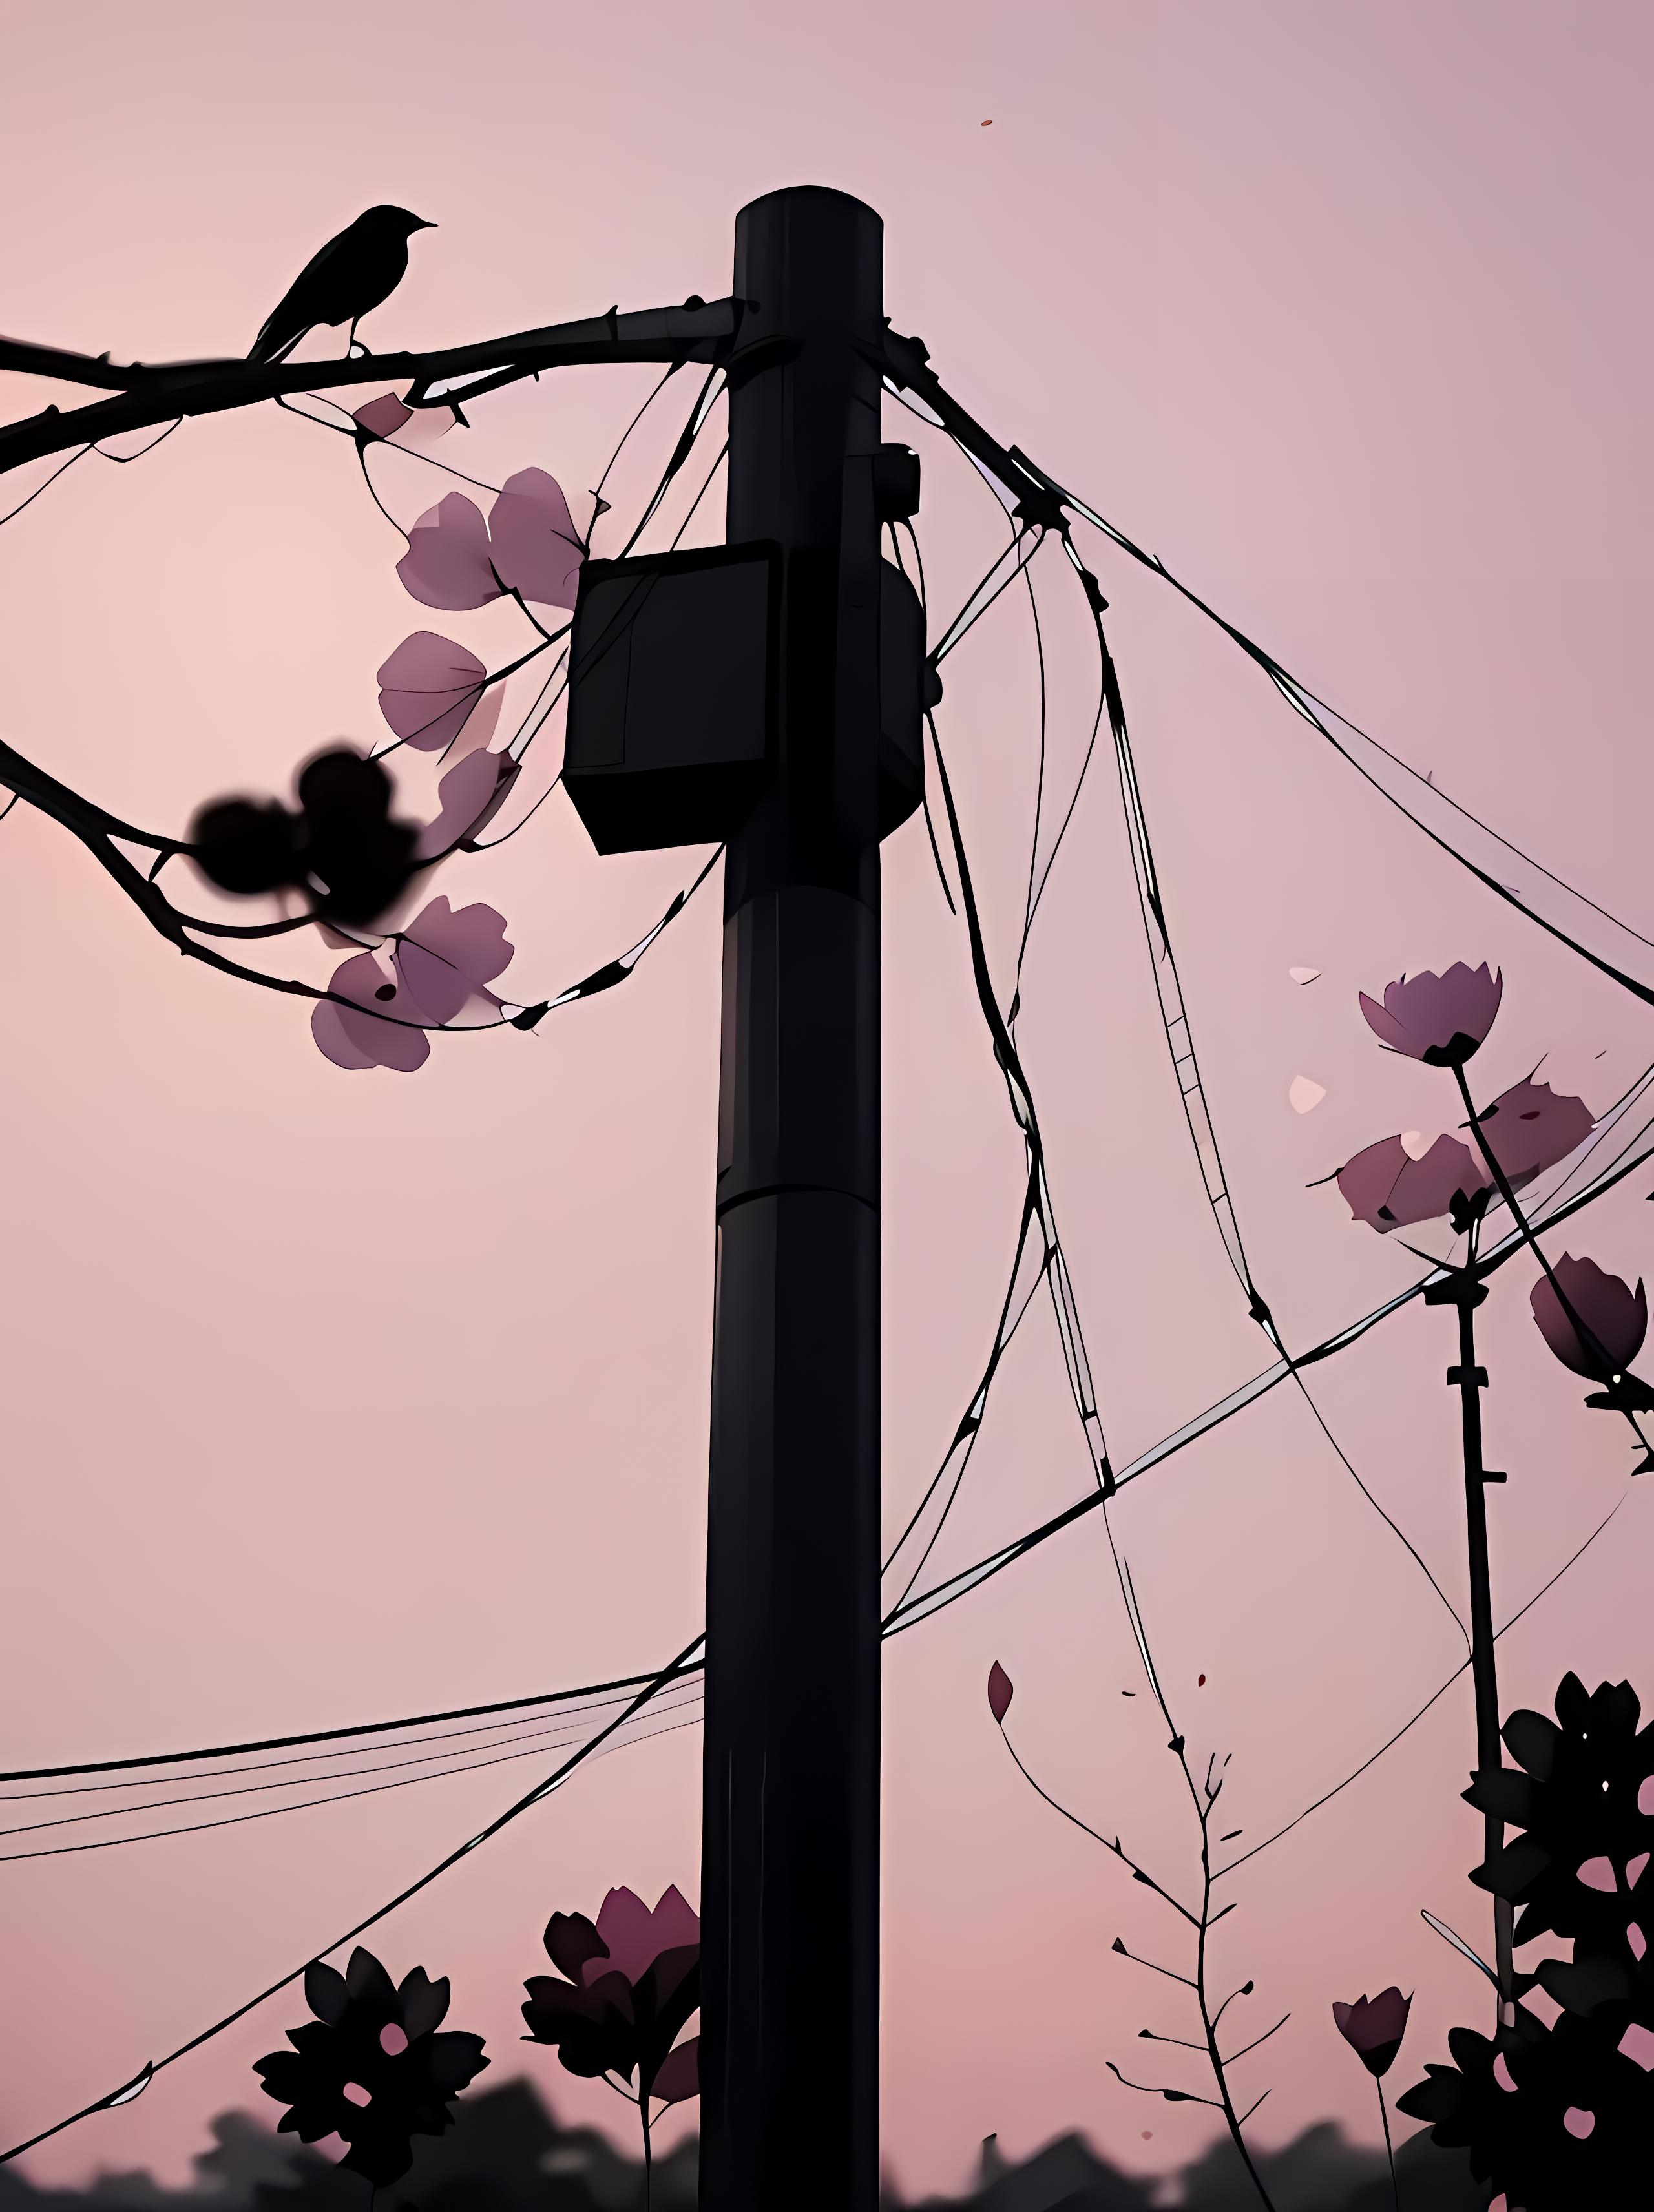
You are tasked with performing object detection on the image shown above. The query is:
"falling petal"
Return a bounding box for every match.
[1289,1076,1326,1114]
[1399,1130,1431,1161]
[1288,966,1320,985]
[1620,2022,1654,2069]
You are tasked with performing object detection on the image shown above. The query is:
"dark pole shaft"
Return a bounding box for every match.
[700,188,885,2212]
[1447,1284,1515,2014]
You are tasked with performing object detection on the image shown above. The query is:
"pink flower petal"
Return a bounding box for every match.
[1289,1076,1326,1115]
[311,999,377,1071]
[1577,1855,1617,1893]
[1620,2022,1654,2070]
[386,402,458,452]
[396,493,502,611]
[415,749,519,859]
[395,896,514,1023]
[1478,1079,1594,1192]
[1336,1132,1492,1233]
[317,952,432,1074]
[1288,966,1320,985]
[1531,1255,1648,1378]
[1359,963,1503,1063]
[1563,2106,1595,2140]
[488,468,583,609]
[1492,2052,1517,2092]
[590,1889,658,1988]
[377,631,488,753]
[646,1885,702,1957]
[651,2036,700,2107]
[353,395,412,441]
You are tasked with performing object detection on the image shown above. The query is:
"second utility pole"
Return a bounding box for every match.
[699,186,885,2211]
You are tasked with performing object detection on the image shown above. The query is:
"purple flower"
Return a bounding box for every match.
[1336,1132,1492,1234]
[352,393,459,450]
[415,747,519,861]
[377,631,502,756]
[1475,1078,1595,1192]
[521,1886,700,2110]
[311,897,514,1072]
[1333,1987,1412,2078]
[1359,964,1503,1067]
[1530,1255,1648,1382]
[396,468,582,612]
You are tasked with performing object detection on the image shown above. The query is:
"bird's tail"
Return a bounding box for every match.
[246,321,303,366]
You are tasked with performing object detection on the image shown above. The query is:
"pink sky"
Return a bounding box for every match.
[1,0,1651,2196]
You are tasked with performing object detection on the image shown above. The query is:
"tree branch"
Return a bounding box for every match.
[0,295,742,475]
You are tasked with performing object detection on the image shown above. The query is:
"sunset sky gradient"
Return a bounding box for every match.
[1,1,1651,2196]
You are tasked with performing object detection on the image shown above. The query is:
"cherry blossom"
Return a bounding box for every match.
[396,468,582,612]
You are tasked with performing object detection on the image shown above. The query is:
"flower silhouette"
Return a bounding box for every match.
[1359,963,1503,1067]
[1335,1132,1492,1234]
[376,631,502,756]
[521,1885,700,2110]
[1333,1987,1412,2078]
[1530,1257,1648,1385]
[311,895,514,1072]
[1476,1078,1594,1192]
[253,1947,487,2187]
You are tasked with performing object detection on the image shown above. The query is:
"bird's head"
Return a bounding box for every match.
[364,205,436,236]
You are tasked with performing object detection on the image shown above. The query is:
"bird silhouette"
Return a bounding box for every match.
[247,205,434,364]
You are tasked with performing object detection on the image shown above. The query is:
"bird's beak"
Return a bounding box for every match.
[412,218,437,231]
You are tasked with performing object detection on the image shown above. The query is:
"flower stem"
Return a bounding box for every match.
[1434,1271,1514,2015]
[1453,1063,1654,1460]
[640,2097,653,2212]
[1377,2078,1399,2212]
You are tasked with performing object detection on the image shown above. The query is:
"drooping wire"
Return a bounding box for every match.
[988,442,1654,1019]
[1059,534,1470,1646]
[0,1634,706,2166]
[0,1687,711,1862]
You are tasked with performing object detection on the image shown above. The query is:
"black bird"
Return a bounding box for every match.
[247,205,434,364]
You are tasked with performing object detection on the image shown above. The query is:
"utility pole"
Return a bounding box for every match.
[563,183,917,2210]
[700,187,885,2212]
